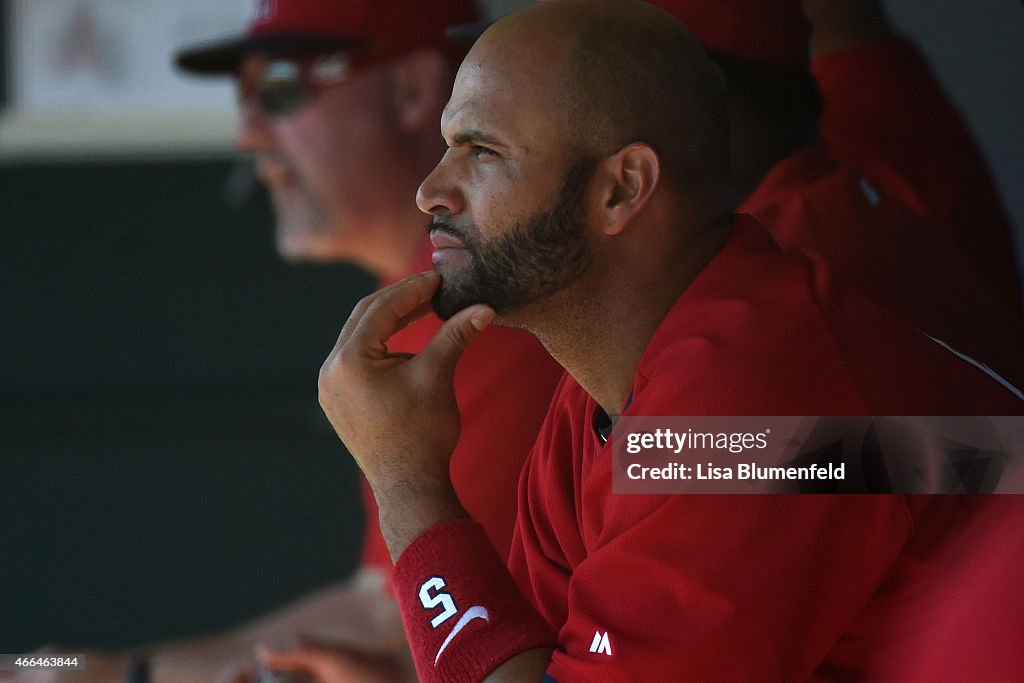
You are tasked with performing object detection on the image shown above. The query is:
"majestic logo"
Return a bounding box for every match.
[250,0,276,23]
[435,606,490,665]
[589,630,613,656]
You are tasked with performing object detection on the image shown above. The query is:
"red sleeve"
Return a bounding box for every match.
[835,496,1024,682]
[812,38,1021,305]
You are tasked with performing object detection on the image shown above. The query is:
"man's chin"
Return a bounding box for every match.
[430,285,475,321]
[274,220,343,264]
[275,236,329,263]
[431,287,527,334]
[431,272,499,320]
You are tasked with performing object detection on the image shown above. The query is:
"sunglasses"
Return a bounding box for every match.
[237,53,356,117]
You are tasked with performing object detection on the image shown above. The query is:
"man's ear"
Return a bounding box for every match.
[389,49,450,133]
[591,143,661,236]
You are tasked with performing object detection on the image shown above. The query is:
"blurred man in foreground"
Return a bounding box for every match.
[3,1,562,682]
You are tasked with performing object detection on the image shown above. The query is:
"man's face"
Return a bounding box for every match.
[235,53,402,262]
[417,46,595,321]
[428,158,594,319]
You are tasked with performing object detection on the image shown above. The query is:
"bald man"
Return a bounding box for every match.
[315,2,1022,681]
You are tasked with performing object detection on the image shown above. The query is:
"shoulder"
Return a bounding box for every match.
[635,219,869,415]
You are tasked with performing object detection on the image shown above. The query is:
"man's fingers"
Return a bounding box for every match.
[214,661,260,683]
[342,272,440,358]
[392,297,436,337]
[256,644,317,674]
[416,304,495,378]
[333,272,439,352]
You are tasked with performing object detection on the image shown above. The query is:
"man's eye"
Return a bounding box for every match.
[471,145,498,158]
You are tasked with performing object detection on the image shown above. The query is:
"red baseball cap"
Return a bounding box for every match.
[640,0,811,69]
[175,0,478,74]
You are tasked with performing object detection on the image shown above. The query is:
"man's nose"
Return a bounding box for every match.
[416,151,465,217]
[235,97,274,152]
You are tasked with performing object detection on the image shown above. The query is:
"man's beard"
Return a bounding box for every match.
[431,157,596,321]
[269,177,334,262]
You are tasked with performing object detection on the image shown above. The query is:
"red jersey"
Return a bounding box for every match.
[823,494,1024,682]
[359,246,565,569]
[509,218,1023,682]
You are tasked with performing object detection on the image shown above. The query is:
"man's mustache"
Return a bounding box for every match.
[429,219,474,246]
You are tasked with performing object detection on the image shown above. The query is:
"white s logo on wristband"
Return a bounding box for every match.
[420,576,459,628]
[434,605,490,665]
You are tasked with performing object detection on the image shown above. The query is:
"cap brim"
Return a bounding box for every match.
[444,20,492,47]
[175,33,360,75]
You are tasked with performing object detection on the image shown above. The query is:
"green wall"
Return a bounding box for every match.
[0,159,374,650]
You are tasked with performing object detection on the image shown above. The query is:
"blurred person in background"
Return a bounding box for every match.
[664,0,1024,382]
[0,1,562,682]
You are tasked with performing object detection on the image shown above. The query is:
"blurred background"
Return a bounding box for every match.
[0,0,1020,651]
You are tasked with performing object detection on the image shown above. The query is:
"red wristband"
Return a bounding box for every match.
[393,517,558,682]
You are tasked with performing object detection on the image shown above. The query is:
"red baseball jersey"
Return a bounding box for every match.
[821,494,1024,682]
[359,244,565,570]
[509,217,1023,681]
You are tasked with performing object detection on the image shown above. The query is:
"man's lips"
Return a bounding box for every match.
[429,231,466,250]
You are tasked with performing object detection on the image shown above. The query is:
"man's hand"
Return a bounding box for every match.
[318,271,495,558]
[256,637,416,683]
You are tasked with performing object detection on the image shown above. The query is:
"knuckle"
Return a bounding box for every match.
[352,292,376,315]
[317,362,333,398]
[365,294,399,324]
[446,322,473,349]
[317,352,355,395]
[336,344,365,369]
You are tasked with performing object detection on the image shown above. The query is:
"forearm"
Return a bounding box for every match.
[805,2,1018,289]
[802,0,893,57]
[318,277,554,680]
[376,479,468,563]
[389,518,558,683]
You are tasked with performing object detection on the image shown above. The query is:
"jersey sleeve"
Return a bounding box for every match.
[542,494,912,682]
[811,37,1020,303]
